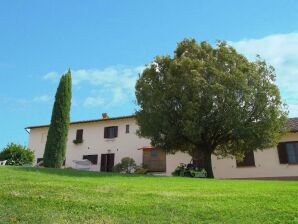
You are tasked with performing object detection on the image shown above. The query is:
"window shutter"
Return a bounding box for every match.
[114,126,118,137]
[76,129,83,141]
[236,151,255,167]
[83,154,98,165]
[246,151,255,166]
[104,127,108,138]
[277,142,288,164]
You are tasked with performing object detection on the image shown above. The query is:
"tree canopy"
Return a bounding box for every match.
[135,39,287,178]
[0,143,34,166]
[43,70,72,168]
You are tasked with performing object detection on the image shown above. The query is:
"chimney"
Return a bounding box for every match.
[102,113,109,119]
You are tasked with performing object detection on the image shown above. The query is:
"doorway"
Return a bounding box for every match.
[100,153,115,172]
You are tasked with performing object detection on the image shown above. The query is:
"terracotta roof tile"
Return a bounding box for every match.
[285,117,298,132]
[26,115,298,132]
[25,114,135,129]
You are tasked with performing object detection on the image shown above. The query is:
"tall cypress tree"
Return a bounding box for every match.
[43,70,72,168]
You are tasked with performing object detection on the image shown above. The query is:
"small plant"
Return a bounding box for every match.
[73,139,83,144]
[134,164,148,174]
[0,143,34,166]
[112,157,136,173]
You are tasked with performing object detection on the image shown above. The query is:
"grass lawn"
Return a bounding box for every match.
[0,167,298,224]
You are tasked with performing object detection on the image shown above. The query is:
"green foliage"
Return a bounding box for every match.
[134,164,148,174]
[72,139,83,144]
[43,70,72,168]
[135,38,288,178]
[112,157,136,173]
[0,143,34,166]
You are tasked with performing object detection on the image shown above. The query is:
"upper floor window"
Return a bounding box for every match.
[104,126,118,138]
[76,129,83,141]
[278,141,298,164]
[236,151,255,167]
[125,124,130,133]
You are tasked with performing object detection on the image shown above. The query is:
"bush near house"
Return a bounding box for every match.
[134,164,149,174]
[112,157,136,173]
[0,143,34,166]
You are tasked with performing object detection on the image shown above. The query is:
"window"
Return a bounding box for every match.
[277,142,298,164]
[236,151,255,167]
[125,124,130,133]
[150,149,158,157]
[104,126,118,138]
[76,129,83,141]
[83,154,98,165]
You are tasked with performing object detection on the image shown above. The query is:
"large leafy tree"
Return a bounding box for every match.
[43,70,72,168]
[135,39,287,178]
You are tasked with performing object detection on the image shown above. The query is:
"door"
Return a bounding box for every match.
[107,153,115,172]
[143,149,166,172]
[100,153,115,172]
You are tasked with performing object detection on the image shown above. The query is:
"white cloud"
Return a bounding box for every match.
[77,65,144,108]
[71,65,144,87]
[83,96,105,108]
[44,65,145,108]
[33,95,51,103]
[229,33,298,117]
[43,71,58,81]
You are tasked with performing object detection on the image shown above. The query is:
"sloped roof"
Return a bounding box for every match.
[25,115,298,132]
[285,117,298,132]
[25,115,135,129]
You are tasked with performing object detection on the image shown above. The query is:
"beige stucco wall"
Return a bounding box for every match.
[28,117,150,171]
[28,118,298,178]
[165,133,298,178]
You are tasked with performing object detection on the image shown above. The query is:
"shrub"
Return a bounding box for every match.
[112,157,136,173]
[0,143,34,166]
[134,167,148,174]
[112,163,123,172]
[134,163,148,174]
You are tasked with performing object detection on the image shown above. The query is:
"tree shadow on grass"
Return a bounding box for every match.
[13,166,166,179]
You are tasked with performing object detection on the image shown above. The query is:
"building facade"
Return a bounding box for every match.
[26,114,298,179]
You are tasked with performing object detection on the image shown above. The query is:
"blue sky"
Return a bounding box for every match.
[1,0,298,148]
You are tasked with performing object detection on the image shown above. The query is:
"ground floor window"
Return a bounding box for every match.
[278,141,298,164]
[236,151,255,167]
[83,154,98,165]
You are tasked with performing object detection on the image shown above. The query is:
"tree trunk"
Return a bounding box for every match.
[192,149,214,178]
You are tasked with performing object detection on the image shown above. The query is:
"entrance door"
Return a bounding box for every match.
[143,149,166,172]
[100,153,115,172]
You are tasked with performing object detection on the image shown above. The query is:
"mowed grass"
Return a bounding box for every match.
[0,167,298,224]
